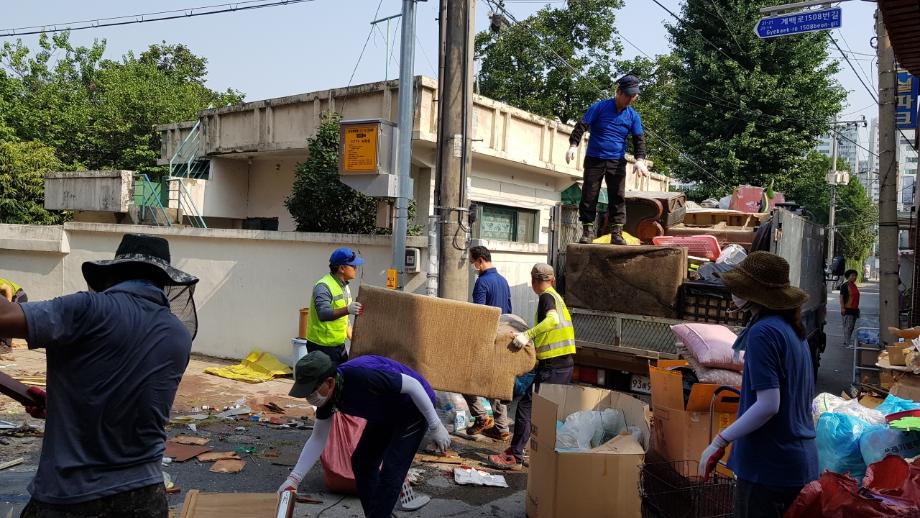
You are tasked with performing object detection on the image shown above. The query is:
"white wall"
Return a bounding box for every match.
[202,158,249,220]
[467,239,549,326]
[246,157,299,231]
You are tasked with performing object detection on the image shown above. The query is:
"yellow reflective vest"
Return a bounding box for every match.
[533,286,576,360]
[308,274,352,346]
[0,278,22,296]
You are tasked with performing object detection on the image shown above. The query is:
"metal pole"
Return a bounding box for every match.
[877,9,899,344]
[392,0,416,290]
[827,130,838,278]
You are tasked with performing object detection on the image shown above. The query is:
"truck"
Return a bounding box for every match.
[547,202,831,398]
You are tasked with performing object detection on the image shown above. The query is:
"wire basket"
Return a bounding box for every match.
[640,459,735,518]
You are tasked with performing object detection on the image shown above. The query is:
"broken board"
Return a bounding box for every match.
[352,286,535,400]
[179,490,288,518]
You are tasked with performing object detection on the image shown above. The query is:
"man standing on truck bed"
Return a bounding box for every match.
[566,75,649,245]
[488,263,575,470]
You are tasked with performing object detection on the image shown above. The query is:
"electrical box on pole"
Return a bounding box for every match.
[338,119,411,199]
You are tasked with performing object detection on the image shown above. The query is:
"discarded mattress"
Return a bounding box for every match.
[564,244,687,318]
[351,286,536,400]
[203,350,292,383]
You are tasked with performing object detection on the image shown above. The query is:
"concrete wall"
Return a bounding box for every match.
[0,223,550,361]
[44,171,134,213]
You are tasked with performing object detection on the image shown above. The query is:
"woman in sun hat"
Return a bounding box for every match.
[698,251,818,518]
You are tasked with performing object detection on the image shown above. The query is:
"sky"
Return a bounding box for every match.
[1,0,882,159]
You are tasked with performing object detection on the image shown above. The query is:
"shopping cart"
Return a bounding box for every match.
[852,327,882,391]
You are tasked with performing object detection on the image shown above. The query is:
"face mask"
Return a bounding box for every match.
[731,295,751,312]
[306,390,329,407]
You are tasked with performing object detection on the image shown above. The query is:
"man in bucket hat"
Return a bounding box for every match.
[0,233,198,518]
[279,352,450,518]
[698,252,818,518]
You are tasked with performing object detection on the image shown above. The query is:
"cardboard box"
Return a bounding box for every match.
[891,373,920,402]
[649,361,739,474]
[526,384,651,518]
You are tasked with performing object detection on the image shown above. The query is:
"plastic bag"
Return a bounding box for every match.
[816,413,881,482]
[556,409,626,451]
[321,413,367,494]
[813,393,847,423]
[833,399,887,425]
[857,328,880,346]
[876,394,920,416]
[514,371,535,398]
[860,427,920,465]
[715,244,747,266]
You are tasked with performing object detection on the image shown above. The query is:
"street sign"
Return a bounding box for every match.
[755,7,841,39]
[341,123,380,174]
[897,69,919,130]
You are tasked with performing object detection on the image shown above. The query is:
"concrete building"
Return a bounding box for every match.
[815,125,859,174]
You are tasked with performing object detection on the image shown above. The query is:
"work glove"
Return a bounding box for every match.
[512,332,530,350]
[24,386,46,420]
[429,423,451,453]
[347,301,364,316]
[277,471,303,495]
[698,433,729,481]
[634,159,650,177]
[565,145,577,165]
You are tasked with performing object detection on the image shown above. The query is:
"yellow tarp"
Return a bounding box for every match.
[593,230,641,245]
[204,350,292,383]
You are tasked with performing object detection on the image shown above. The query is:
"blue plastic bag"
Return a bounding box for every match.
[875,393,920,416]
[859,427,920,465]
[514,371,536,398]
[816,413,882,483]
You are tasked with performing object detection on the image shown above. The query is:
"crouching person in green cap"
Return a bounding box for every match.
[279,352,451,518]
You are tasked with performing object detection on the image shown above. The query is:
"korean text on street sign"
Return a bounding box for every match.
[386,268,398,289]
[341,123,379,174]
[897,70,919,130]
[755,7,841,39]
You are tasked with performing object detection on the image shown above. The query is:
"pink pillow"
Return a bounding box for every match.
[671,323,744,372]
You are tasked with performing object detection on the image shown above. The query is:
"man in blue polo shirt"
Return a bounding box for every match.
[464,245,512,441]
[566,75,649,245]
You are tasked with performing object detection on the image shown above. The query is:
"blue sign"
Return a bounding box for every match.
[756,7,842,39]
[897,70,919,130]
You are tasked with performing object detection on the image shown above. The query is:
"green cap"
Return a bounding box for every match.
[289,352,337,398]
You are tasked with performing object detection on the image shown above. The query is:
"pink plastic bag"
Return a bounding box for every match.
[320,413,367,494]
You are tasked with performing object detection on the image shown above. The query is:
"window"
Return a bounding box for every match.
[903,175,915,206]
[476,203,538,243]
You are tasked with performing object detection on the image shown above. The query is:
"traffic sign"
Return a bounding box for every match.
[755,7,841,39]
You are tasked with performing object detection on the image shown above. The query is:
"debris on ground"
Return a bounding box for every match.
[162,472,180,494]
[0,457,24,470]
[216,406,252,419]
[196,451,241,462]
[209,459,246,473]
[173,435,210,446]
[203,350,292,383]
[453,467,509,488]
[415,452,464,464]
[0,424,42,437]
[164,442,211,462]
[406,467,425,485]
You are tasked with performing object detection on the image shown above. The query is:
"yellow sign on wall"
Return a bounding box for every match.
[341,123,379,174]
[386,268,398,289]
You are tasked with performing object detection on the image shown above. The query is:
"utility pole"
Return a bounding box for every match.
[877,10,899,345]
[827,130,838,277]
[435,0,475,301]
[392,0,417,289]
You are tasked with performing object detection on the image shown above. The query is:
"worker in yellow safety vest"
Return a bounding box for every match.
[0,278,27,354]
[488,263,575,470]
[307,247,364,365]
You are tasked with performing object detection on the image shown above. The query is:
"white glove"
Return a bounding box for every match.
[277,472,302,494]
[698,433,729,481]
[634,158,650,177]
[565,145,577,164]
[512,332,530,349]
[429,423,451,453]
[347,301,364,316]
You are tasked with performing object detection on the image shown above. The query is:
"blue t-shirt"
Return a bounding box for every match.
[583,100,644,160]
[20,280,192,504]
[316,355,436,423]
[472,268,512,314]
[727,315,819,487]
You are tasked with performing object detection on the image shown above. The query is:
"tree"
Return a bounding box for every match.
[285,113,380,234]
[0,137,66,224]
[666,0,846,197]
[476,0,623,125]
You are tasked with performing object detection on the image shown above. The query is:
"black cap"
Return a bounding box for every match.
[289,352,337,398]
[617,75,640,96]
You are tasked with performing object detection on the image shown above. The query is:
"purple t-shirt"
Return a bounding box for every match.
[315,355,436,421]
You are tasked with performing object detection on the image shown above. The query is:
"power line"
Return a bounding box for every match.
[0,0,316,37]
[340,0,385,114]
[830,35,879,105]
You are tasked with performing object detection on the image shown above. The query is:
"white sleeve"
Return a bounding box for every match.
[291,416,332,479]
[399,373,440,430]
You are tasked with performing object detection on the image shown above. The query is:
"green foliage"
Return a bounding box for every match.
[0,32,243,203]
[285,113,379,234]
[666,0,846,194]
[0,138,66,224]
[475,0,623,124]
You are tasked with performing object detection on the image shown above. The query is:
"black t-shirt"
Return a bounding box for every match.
[315,367,421,422]
[536,292,556,322]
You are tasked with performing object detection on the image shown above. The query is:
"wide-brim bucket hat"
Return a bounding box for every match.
[82,234,198,292]
[717,251,808,310]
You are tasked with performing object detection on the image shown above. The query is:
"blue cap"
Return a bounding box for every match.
[329,247,364,267]
[617,75,640,96]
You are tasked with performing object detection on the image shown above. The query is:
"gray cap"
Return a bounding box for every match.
[289,352,337,398]
[531,263,555,281]
[617,75,640,96]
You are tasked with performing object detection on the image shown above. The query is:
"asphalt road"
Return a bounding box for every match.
[816,281,879,395]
